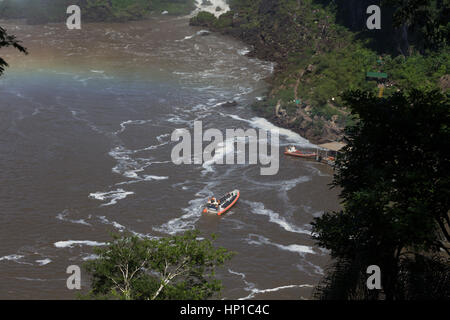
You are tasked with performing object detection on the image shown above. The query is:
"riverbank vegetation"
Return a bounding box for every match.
[191,0,449,143]
[0,0,197,23]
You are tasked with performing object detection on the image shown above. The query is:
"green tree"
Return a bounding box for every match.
[0,26,27,76]
[83,231,234,300]
[312,89,450,299]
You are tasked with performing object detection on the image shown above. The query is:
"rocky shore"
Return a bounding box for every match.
[189,6,351,144]
[190,1,449,144]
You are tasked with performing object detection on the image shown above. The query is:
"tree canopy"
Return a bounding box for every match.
[82,231,234,300]
[0,26,27,76]
[312,89,450,299]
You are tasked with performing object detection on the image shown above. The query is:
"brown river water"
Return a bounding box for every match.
[0,16,340,299]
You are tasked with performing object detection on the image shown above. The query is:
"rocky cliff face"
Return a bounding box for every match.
[334,0,379,30]
[333,0,410,55]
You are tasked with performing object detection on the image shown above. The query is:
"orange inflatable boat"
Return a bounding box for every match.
[203,190,240,216]
[284,146,317,158]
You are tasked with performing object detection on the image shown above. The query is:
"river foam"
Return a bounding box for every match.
[243,200,311,235]
[246,234,315,255]
[89,189,135,207]
[54,240,106,248]
[228,269,313,300]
